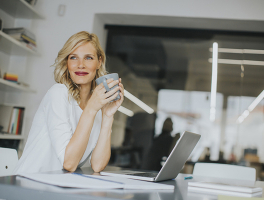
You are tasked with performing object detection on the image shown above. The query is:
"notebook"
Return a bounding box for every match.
[100,131,201,182]
[188,181,263,197]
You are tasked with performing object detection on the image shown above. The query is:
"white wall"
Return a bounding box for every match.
[11,0,264,150]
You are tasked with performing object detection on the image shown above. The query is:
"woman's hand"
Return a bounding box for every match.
[86,78,124,115]
[101,78,124,118]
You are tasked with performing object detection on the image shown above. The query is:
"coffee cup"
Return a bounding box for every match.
[95,73,121,102]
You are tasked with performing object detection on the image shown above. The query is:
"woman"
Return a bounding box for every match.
[13,31,124,174]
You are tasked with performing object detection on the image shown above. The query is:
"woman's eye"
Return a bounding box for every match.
[69,56,76,60]
[85,56,92,60]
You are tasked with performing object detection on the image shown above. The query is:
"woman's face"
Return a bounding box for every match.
[67,42,101,87]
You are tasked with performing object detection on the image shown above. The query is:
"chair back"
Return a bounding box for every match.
[0,147,18,176]
[193,163,256,181]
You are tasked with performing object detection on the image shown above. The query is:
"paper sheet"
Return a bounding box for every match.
[18,173,174,190]
[218,195,264,200]
[18,173,123,189]
[86,174,175,190]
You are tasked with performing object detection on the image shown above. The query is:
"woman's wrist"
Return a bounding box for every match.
[83,105,98,116]
[101,114,114,128]
[102,114,114,122]
[102,109,115,119]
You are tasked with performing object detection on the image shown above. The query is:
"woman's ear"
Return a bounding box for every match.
[98,57,102,69]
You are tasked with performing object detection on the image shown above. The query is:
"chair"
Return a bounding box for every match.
[193,163,256,181]
[0,147,18,176]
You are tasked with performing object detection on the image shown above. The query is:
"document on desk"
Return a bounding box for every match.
[18,173,123,189]
[218,195,264,200]
[84,174,175,190]
[18,173,174,190]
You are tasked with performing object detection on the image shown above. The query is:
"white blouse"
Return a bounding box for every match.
[13,84,102,174]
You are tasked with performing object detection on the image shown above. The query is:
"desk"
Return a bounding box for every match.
[1,166,264,200]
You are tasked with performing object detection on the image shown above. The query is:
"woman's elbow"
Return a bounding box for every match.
[91,163,105,173]
[63,161,77,172]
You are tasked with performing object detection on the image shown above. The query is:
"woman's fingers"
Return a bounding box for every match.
[119,83,124,95]
[107,79,119,89]
[114,92,123,106]
[105,91,119,103]
[97,79,119,92]
[104,86,120,99]
[96,82,106,92]
[117,90,124,104]
[94,77,123,105]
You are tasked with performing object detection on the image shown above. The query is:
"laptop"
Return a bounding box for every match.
[100,131,201,182]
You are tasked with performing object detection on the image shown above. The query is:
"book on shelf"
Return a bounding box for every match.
[21,34,36,46]
[3,73,18,83]
[25,0,37,6]
[0,105,25,135]
[0,105,13,133]
[20,41,37,52]
[0,18,2,31]
[3,27,37,50]
[3,27,35,40]
[13,109,20,134]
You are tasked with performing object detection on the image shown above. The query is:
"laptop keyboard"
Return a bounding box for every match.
[126,172,158,177]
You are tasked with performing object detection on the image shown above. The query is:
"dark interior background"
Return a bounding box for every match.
[104,25,264,173]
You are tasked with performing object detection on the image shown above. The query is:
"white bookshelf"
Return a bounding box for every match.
[0,134,25,140]
[0,78,36,93]
[0,0,45,19]
[0,31,39,56]
[0,0,44,153]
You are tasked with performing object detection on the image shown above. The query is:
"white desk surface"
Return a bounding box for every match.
[0,166,264,200]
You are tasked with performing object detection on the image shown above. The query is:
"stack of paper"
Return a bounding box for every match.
[18,173,174,190]
[218,195,264,200]
[188,182,262,197]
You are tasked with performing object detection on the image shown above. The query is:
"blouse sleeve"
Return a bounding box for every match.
[44,84,73,166]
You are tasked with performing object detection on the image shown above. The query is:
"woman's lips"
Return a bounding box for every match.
[75,72,88,76]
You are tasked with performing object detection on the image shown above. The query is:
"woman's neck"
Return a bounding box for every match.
[79,84,92,110]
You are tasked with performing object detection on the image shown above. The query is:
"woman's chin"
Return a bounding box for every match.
[72,79,91,85]
[75,81,91,86]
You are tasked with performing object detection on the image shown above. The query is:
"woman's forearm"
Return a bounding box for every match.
[90,115,113,172]
[63,108,97,172]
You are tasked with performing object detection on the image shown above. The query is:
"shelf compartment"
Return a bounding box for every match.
[0,0,45,19]
[0,78,36,93]
[0,133,24,140]
[0,31,39,56]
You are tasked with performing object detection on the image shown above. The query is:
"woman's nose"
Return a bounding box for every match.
[78,60,85,69]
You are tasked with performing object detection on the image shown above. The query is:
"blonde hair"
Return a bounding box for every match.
[53,31,107,104]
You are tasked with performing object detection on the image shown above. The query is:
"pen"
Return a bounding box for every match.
[184,176,193,180]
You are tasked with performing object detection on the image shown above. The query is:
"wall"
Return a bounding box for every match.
[7,0,264,151]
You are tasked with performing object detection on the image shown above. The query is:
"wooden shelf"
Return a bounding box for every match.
[0,31,39,56]
[0,133,24,140]
[0,0,45,19]
[0,78,36,93]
